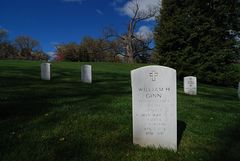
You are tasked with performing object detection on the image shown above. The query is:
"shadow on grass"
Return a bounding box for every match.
[207,120,240,161]
[177,120,186,147]
[0,65,133,160]
[0,68,131,121]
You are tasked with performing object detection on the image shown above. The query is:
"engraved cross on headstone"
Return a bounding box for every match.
[149,71,158,81]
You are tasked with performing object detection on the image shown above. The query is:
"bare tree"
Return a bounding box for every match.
[103,0,159,63]
[15,36,40,59]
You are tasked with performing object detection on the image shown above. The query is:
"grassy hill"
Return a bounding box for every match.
[0,60,239,161]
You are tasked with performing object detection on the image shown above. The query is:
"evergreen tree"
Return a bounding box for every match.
[154,0,240,86]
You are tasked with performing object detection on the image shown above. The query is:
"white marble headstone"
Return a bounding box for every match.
[131,65,177,151]
[81,65,92,83]
[184,76,197,95]
[238,82,240,99]
[41,63,51,80]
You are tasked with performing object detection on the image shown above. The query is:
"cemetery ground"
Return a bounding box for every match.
[0,60,240,161]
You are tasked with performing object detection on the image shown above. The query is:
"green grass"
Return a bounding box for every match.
[0,60,240,161]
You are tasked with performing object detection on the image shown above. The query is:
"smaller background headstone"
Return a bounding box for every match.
[81,65,92,83]
[41,63,51,80]
[184,76,197,95]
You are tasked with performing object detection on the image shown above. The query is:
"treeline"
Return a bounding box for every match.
[55,36,151,63]
[55,37,123,62]
[0,29,49,60]
[154,0,240,86]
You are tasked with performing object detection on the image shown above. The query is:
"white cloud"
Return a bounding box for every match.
[62,0,86,4]
[47,51,55,56]
[135,26,153,40]
[118,0,161,21]
[96,9,103,15]
[46,51,55,60]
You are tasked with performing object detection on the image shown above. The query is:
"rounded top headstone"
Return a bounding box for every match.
[131,65,177,151]
[81,65,92,83]
[184,76,197,95]
[132,65,176,74]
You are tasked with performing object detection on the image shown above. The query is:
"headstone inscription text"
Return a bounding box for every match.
[131,65,177,151]
[184,76,197,95]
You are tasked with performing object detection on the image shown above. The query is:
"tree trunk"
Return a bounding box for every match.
[125,34,134,63]
[126,44,133,63]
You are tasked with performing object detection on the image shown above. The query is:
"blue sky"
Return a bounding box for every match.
[0,0,159,55]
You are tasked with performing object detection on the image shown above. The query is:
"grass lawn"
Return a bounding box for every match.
[0,60,240,161]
